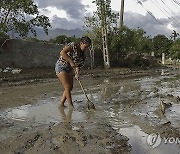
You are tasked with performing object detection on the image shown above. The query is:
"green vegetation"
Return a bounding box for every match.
[169,39,180,60]
[0,0,51,38]
[49,35,78,44]
[0,31,10,39]
[83,0,180,67]
[0,0,179,67]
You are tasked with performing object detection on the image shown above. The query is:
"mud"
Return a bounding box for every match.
[0,67,180,154]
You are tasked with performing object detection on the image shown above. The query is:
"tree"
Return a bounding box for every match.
[49,35,78,45]
[84,13,102,52]
[132,28,152,54]
[170,30,179,41]
[0,0,51,38]
[110,26,135,57]
[152,35,172,57]
[49,35,68,44]
[84,0,118,68]
[169,39,180,60]
[93,0,118,33]
[0,31,10,38]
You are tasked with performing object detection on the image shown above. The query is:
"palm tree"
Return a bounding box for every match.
[170,30,179,41]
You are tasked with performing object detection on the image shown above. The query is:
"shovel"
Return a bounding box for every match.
[77,79,96,110]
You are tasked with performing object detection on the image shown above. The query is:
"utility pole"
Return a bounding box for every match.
[120,0,125,28]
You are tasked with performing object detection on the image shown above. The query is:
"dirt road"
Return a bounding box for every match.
[0,67,179,154]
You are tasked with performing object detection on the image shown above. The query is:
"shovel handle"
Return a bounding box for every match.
[73,68,90,101]
[78,80,90,101]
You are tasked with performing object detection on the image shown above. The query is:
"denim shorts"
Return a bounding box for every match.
[55,60,73,74]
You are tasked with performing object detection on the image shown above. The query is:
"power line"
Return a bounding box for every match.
[137,1,165,26]
[172,0,180,7]
[153,0,180,26]
[160,0,180,21]
[136,0,179,35]
[174,0,180,5]
[152,0,176,23]
[171,0,180,9]
[137,0,180,35]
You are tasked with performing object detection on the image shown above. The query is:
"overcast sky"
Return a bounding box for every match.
[34,0,180,37]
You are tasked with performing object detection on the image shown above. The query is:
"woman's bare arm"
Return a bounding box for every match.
[60,46,75,67]
[74,67,80,80]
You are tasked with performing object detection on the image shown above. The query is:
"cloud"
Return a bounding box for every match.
[123,11,173,37]
[34,0,179,37]
[171,14,180,32]
[49,10,177,37]
[51,15,84,30]
[40,8,51,14]
[34,0,86,19]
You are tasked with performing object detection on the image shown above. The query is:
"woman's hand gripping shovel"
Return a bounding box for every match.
[74,68,96,110]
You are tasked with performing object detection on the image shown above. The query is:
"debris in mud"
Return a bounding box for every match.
[0,121,131,154]
[160,100,172,114]
[0,121,14,130]
[161,121,171,126]
[124,54,160,68]
[0,98,131,154]
[160,100,165,114]
[0,67,179,154]
[14,133,41,154]
[12,68,22,74]
[2,67,22,74]
[177,96,180,102]
[167,94,180,103]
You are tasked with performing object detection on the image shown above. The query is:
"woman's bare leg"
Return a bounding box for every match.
[57,76,67,107]
[68,72,74,91]
[59,91,66,107]
[57,71,74,108]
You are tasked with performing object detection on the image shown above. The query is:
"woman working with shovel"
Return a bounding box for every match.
[55,36,95,109]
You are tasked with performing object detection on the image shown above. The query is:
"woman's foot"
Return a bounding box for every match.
[68,103,74,109]
[59,102,67,108]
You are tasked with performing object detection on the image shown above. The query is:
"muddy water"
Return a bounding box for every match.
[0,98,86,125]
[0,68,180,154]
[100,69,180,154]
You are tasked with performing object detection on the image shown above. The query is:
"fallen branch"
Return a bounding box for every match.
[0,39,11,48]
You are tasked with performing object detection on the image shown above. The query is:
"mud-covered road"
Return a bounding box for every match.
[0,68,180,154]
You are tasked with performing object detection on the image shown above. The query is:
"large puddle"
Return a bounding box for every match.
[0,69,180,153]
[0,97,87,125]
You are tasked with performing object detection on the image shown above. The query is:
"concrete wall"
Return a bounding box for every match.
[0,38,102,69]
[0,39,63,68]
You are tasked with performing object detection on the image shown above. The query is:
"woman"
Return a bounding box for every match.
[55,36,91,108]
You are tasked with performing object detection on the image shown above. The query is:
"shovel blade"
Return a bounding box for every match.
[87,101,96,110]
